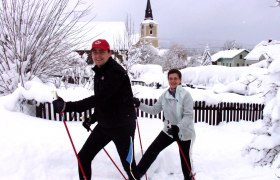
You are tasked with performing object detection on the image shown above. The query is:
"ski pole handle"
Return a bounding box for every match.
[51,90,58,100]
[167,120,171,128]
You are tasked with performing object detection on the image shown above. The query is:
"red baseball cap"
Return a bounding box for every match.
[91,39,110,51]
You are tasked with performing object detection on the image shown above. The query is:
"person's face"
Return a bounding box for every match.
[91,48,111,67]
[168,73,181,89]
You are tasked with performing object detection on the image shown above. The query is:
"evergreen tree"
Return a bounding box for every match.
[201,45,212,66]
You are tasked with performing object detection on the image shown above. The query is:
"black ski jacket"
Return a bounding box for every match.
[65,57,137,128]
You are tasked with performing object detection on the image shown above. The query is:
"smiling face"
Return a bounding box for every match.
[168,73,181,89]
[91,48,111,67]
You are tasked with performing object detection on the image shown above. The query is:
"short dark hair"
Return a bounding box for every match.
[168,69,182,80]
[91,49,111,53]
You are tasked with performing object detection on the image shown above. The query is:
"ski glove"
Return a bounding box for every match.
[133,97,140,108]
[167,125,180,141]
[82,113,97,132]
[53,97,66,113]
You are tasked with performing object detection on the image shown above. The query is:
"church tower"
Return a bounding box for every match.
[139,0,158,47]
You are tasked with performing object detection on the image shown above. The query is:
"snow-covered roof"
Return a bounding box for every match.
[244,40,280,61]
[141,19,158,25]
[73,21,129,51]
[211,49,248,62]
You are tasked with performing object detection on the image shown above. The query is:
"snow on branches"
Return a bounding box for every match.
[0,0,91,94]
[244,54,280,175]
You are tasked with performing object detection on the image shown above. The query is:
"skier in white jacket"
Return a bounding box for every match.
[133,69,195,180]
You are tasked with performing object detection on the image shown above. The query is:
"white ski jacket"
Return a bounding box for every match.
[139,85,195,141]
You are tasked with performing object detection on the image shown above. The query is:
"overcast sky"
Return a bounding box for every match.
[83,0,280,50]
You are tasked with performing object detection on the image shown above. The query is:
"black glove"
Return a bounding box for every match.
[82,113,97,132]
[167,125,180,141]
[133,97,140,108]
[53,97,65,113]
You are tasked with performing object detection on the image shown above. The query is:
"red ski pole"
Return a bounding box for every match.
[61,113,88,180]
[136,120,148,180]
[176,141,195,180]
[103,147,127,180]
[87,129,127,180]
[52,92,87,179]
[79,113,127,179]
[166,119,195,180]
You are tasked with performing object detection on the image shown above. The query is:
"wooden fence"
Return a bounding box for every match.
[36,98,264,126]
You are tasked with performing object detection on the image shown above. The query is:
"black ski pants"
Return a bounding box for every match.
[137,131,192,179]
[78,121,138,180]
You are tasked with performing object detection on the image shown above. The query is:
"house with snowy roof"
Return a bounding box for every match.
[211,49,249,67]
[244,39,280,66]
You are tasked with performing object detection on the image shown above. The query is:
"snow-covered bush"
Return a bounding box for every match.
[127,44,160,69]
[129,64,164,87]
[159,44,187,71]
[244,55,280,174]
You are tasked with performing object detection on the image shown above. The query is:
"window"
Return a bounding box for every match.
[239,54,243,59]
[150,30,153,35]
[237,63,239,67]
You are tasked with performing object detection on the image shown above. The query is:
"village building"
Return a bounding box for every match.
[138,0,159,48]
[244,39,280,66]
[211,49,249,67]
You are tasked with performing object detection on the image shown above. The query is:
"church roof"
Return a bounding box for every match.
[144,0,153,20]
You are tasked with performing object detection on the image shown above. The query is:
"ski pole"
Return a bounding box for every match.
[88,129,128,180]
[61,112,88,180]
[80,112,127,180]
[52,91,87,179]
[136,120,148,180]
[166,120,195,180]
[176,141,195,180]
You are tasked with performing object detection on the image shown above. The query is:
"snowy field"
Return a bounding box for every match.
[0,84,277,179]
[0,63,279,179]
[0,105,277,180]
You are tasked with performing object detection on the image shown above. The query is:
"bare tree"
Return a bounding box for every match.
[121,14,139,71]
[222,40,242,50]
[125,14,136,49]
[0,0,91,94]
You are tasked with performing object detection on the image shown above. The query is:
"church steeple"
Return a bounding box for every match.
[139,0,158,47]
[144,0,153,20]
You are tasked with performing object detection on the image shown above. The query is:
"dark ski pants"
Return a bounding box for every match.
[78,121,139,180]
[137,131,192,179]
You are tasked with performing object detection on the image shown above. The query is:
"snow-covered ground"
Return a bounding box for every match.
[0,64,279,179]
[0,103,277,180]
